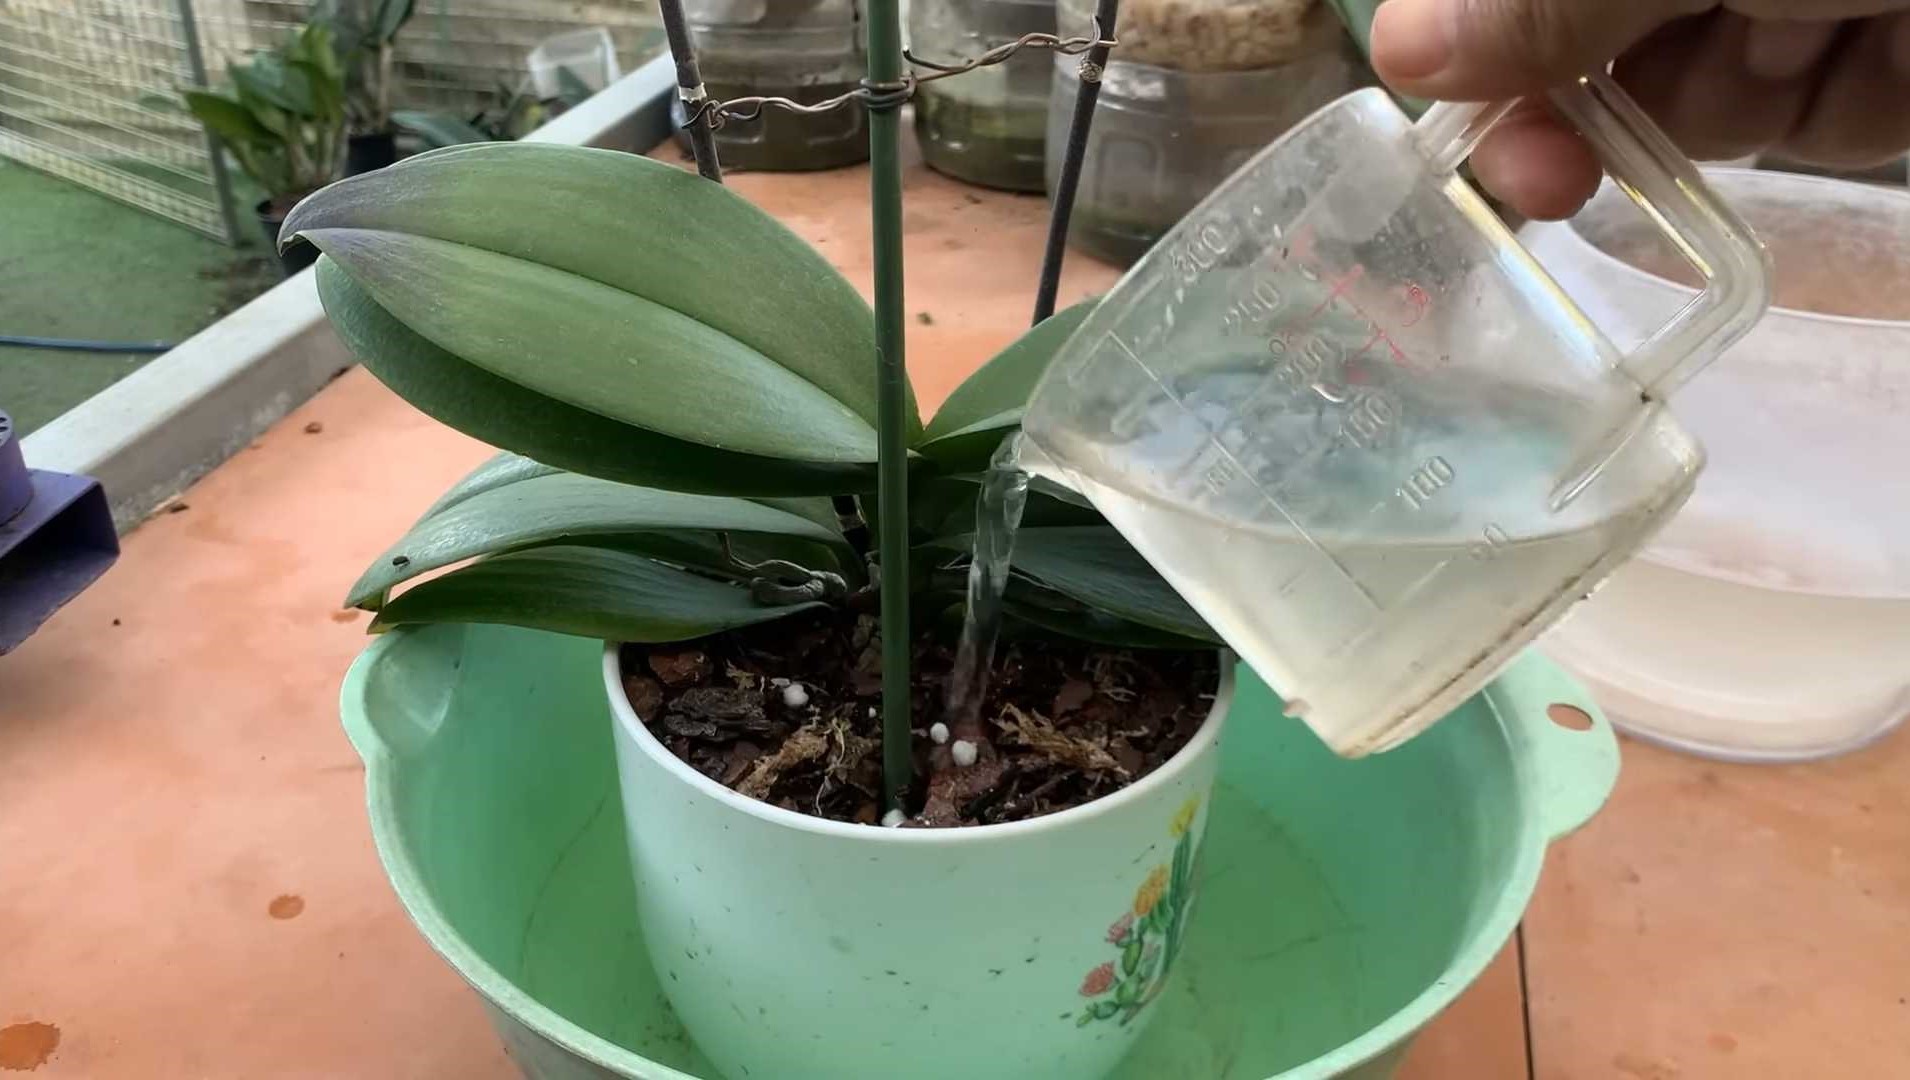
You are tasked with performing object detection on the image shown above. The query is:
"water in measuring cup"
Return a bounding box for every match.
[1015,364,1669,734]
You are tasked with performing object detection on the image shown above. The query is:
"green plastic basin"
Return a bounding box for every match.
[343,623,1617,1078]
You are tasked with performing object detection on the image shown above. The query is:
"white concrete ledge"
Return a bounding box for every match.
[22,54,679,533]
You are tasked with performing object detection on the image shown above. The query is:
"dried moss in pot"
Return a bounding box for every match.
[620,608,1219,827]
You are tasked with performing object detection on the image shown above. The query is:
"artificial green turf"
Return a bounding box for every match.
[0,158,278,436]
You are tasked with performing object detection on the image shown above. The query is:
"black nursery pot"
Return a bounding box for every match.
[257,198,319,277]
[347,131,398,175]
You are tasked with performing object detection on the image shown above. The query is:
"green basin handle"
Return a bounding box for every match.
[1487,651,1623,842]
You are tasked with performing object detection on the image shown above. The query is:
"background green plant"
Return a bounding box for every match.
[288,142,1218,662]
[393,69,604,149]
[182,22,348,201]
[309,0,418,135]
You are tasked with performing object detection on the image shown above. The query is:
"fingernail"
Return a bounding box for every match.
[1742,19,1837,81]
[1372,0,1454,81]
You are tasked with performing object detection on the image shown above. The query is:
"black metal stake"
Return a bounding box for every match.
[657,0,724,183]
[1031,0,1118,324]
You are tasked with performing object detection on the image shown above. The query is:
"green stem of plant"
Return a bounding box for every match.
[866,0,912,812]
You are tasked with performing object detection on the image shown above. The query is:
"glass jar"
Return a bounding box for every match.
[909,0,1056,192]
[1058,0,1318,73]
[1046,5,1370,265]
[680,0,869,172]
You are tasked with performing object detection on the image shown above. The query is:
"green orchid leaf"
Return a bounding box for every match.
[926,527,1215,642]
[1121,939,1142,977]
[285,142,918,446]
[370,545,821,641]
[896,473,987,541]
[917,298,1096,469]
[418,453,558,519]
[1005,528,1216,642]
[347,471,847,608]
[316,260,875,496]
[588,531,849,586]
[748,495,846,537]
[302,226,876,462]
[1002,584,1211,650]
[905,474,1106,541]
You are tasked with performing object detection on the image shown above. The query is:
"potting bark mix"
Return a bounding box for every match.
[621,609,1219,828]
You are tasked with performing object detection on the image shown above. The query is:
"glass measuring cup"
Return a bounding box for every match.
[1018,73,1772,756]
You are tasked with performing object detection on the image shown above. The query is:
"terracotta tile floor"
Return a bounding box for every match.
[3,148,1904,1079]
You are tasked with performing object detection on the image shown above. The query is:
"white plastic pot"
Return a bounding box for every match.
[1525,168,1910,760]
[529,28,621,101]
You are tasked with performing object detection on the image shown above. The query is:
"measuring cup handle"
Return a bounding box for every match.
[1416,74,1772,398]
[1546,72,1773,397]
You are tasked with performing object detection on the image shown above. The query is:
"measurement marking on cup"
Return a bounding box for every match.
[1221,277,1286,336]
[1468,523,1512,560]
[1169,219,1239,284]
[1396,456,1455,509]
[1106,333,1383,613]
[1305,264,1365,319]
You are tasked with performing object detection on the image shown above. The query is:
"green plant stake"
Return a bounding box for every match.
[656,0,724,182]
[865,0,913,810]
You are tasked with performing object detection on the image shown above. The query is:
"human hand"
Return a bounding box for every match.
[1368,0,1910,218]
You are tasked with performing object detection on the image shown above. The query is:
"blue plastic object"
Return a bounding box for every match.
[0,409,119,654]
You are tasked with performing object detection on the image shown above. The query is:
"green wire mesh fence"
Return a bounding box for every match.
[0,0,666,243]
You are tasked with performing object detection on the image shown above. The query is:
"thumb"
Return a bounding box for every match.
[1369,0,1714,100]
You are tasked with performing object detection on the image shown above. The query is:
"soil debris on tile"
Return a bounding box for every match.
[0,1021,60,1071]
[620,609,1215,828]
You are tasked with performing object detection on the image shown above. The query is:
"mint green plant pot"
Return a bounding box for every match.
[606,645,1232,1080]
[342,623,1618,1079]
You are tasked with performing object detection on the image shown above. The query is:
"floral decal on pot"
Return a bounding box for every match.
[1075,796,1201,1027]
